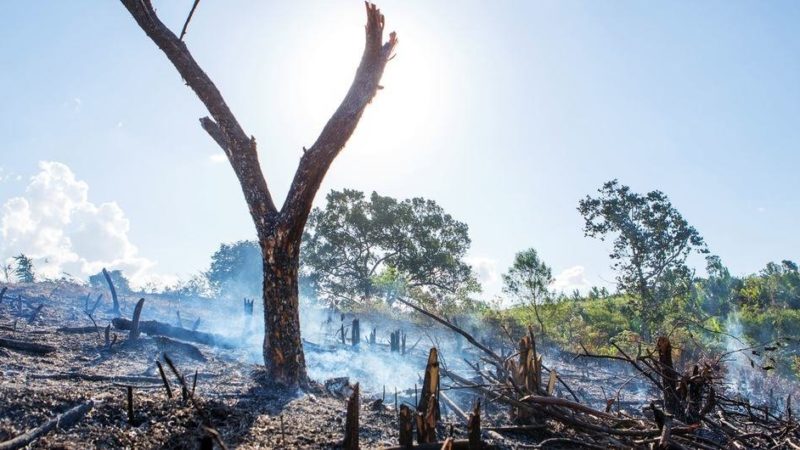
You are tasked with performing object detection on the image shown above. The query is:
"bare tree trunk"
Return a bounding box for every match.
[261,234,306,383]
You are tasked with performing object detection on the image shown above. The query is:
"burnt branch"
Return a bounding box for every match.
[119,0,277,219]
[278,2,398,241]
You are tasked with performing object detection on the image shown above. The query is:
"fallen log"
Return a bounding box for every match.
[442,368,663,438]
[112,317,238,349]
[0,400,93,450]
[57,326,101,334]
[0,337,56,355]
[30,372,162,384]
[153,336,207,362]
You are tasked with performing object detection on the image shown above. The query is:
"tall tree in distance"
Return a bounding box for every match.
[503,248,553,335]
[118,1,397,386]
[578,180,708,340]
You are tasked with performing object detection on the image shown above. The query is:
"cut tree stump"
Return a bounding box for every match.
[343,382,360,450]
[129,298,145,341]
[399,404,413,448]
[467,400,481,450]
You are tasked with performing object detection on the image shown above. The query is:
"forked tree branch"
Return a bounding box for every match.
[120,1,396,243]
[119,0,277,221]
[279,3,398,240]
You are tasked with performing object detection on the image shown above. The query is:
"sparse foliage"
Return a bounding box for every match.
[502,248,553,335]
[13,254,35,283]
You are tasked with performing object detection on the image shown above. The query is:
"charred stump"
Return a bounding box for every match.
[102,267,120,316]
[399,404,413,448]
[657,337,681,418]
[351,318,360,346]
[129,298,145,341]
[467,400,481,450]
[343,383,360,450]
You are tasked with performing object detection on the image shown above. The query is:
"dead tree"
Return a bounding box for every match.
[343,383,360,450]
[118,0,397,386]
[351,318,360,346]
[102,268,121,316]
[129,298,145,341]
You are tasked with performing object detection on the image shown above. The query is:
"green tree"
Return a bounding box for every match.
[89,269,132,294]
[302,189,476,307]
[206,241,263,300]
[736,260,800,309]
[696,255,738,316]
[13,254,35,283]
[578,180,708,339]
[502,248,553,335]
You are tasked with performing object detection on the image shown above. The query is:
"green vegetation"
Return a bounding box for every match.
[578,179,708,340]
[302,189,477,308]
[7,181,796,378]
[12,254,35,283]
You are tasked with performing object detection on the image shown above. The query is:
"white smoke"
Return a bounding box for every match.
[0,161,175,288]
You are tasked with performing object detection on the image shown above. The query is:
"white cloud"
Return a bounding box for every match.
[208,153,227,164]
[465,256,499,285]
[0,167,21,183]
[0,161,171,288]
[550,265,591,294]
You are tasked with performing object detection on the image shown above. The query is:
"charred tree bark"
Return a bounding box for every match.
[102,268,120,316]
[118,0,397,387]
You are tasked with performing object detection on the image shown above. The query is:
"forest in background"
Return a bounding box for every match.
[5,180,799,381]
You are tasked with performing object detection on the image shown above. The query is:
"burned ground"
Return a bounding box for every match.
[1,282,798,449]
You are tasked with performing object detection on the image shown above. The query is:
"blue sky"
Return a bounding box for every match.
[1,1,798,295]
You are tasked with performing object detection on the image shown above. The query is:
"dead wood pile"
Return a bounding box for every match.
[397,298,800,450]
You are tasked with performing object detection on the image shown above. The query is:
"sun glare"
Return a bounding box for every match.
[284,8,448,162]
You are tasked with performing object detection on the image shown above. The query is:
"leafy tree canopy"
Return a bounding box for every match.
[578,180,708,338]
[302,189,477,307]
[206,240,263,300]
[502,248,553,333]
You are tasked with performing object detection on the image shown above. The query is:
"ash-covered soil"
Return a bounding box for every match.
[0,282,416,449]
